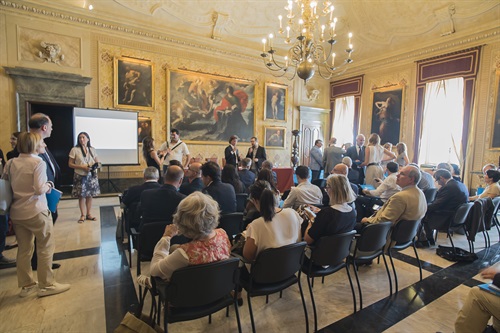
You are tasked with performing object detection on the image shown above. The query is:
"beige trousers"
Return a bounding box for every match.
[455,286,500,333]
[12,210,55,288]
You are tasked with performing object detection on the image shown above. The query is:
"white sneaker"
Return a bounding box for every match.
[37,282,71,297]
[19,283,38,298]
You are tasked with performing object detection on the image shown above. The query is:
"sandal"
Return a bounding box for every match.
[86,215,97,221]
[78,215,85,223]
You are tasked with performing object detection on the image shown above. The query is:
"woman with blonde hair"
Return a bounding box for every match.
[396,142,409,167]
[361,133,396,187]
[304,174,357,245]
[3,132,70,297]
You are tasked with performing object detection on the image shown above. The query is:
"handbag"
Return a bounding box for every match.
[114,285,161,333]
[0,161,13,215]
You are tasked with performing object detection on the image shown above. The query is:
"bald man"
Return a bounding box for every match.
[179,162,204,195]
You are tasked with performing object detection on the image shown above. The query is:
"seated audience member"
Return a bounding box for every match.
[168,159,182,168]
[202,161,236,213]
[359,165,427,228]
[238,158,256,190]
[304,174,357,245]
[222,164,246,194]
[179,162,203,196]
[356,162,401,220]
[283,166,323,209]
[455,265,500,333]
[139,165,186,227]
[469,169,500,201]
[343,156,360,185]
[332,163,359,195]
[242,180,269,229]
[122,167,160,207]
[417,169,468,247]
[257,168,279,194]
[150,192,231,281]
[261,160,278,184]
[410,163,435,192]
[450,163,462,182]
[483,163,497,174]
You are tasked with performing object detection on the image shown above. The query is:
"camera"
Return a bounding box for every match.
[89,162,100,177]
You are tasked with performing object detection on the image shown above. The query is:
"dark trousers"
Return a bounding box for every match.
[418,212,454,242]
[311,170,321,182]
[355,195,384,222]
[0,215,8,257]
[31,210,57,269]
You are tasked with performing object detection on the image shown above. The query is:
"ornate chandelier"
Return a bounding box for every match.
[260,0,353,83]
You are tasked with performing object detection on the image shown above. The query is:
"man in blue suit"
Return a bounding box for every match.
[345,134,365,184]
[417,169,469,247]
[309,139,323,181]
[202,161,236,213]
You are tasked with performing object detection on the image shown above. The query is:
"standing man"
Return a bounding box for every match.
[309,139,323,181]
[246,136,267,173]
[345,134,366,184]
[224,135,241,167]
[323,137,346,175]
[29,113,61,270]
[159,128,190,174]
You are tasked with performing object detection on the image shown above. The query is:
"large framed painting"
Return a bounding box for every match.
[370,86,404,145]
[264,127,286,149]
[264,82,287,121]
[114,57,154,111]
[167,69,255,144]
[490,70,500,149]
[138,116,152,144]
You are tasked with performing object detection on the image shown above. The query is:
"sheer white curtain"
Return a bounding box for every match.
[332,96,355,145]
[418,78,464,165]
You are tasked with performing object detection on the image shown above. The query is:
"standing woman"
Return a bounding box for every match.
[3,132,70,297]
[396,142,409,167]
[361,133,396,187]
[7,132,20,160]
[142,136,164,181]
[69,132,101,223]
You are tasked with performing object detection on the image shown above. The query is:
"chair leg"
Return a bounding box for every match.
[280,290,283,298]
[493,216,500,240]
[381,253,392,296]
[321,276,325,284]
[345,263,357,313]
[266,295,269,303]
[233,292,243,333]
[412,242,423,282]
[247,293,256,333]
[311,277,314,288]
[352,261,363,310]
[208,314,212,324]
[447,231,456,256]
[306,275,318,332]
[297,273,309,333]
[226,305,229,317]
[388,249,397,293]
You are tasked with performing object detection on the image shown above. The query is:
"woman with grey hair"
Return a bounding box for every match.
[150,192,231,281]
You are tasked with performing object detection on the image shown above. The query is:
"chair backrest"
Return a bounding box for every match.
[312,178,326,188]
[311,230,356,267]
[139,221,170,261]
[125,201,141,232]
[355,222,392,254]
[236,193,248,212]
[390,219,421,245]
[423,188,438,204]
[155,257,240,308]
[251,242,307,284]
[219,212,244,239]
[492,197,500,215]
[453,202,474,227]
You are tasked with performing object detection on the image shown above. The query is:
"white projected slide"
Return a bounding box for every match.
[74,108,139,165]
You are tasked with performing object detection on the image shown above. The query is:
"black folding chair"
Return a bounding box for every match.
[423,188,437,204]
[236,193,248,213]
[219,213,244,243]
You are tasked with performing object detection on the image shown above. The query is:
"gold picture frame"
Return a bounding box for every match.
[490,70,500,149]
[370,85,405,145]
[114,57,154,111]
[138,116,152,144]
[167,68,256,144]
[264,82,288,122]
[264,126,286,149]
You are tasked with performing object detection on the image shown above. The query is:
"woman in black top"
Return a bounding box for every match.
[142,136,164,181]
[304,174,357,245]
[221,164,245,194]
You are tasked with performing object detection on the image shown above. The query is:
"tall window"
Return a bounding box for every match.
[332,96,355,145]
[418,78,464,165]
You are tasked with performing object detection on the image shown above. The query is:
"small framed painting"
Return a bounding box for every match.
[138,117,152,144]
[114,56,154,111]
[265,127,286,149]
[370,86,404,145]
[264,82,288,121]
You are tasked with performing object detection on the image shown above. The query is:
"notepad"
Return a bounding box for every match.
[46,188,62,213]
[359,184,375,191]
[478,283,500,297]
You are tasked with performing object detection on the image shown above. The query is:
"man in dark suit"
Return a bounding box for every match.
[201,161,236,213]
[246,136,267,173]
[345,134,366,184]
[224,135,241,167]
[238,158,256,190]
[139,165,186,228]
[417,169,469,247]
[179,162,204,195]
[29,113,61,270]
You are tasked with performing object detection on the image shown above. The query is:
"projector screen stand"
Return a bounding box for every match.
[101,166,121,193]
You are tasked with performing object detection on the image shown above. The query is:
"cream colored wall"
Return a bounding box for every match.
[0,7,327,178]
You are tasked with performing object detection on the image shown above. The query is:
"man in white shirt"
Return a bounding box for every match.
[159,128,190,174]
[355,162,401,220]
[283,166,323,209]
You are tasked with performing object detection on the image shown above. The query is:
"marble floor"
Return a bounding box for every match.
[0,196,499,333]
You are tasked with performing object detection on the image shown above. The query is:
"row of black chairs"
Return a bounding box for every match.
[138,219,423,333]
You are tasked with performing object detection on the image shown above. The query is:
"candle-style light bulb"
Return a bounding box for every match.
[329,5,334,21]
[262,38,266,52]
[286,25,290,38]
[348,32,353,45]
[278,15,283,29]
[285,56,289,67]
[332,52,336,67]
[269,33,274,48]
